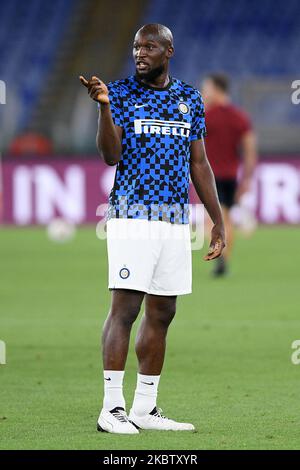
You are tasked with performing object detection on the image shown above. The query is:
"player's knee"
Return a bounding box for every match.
[110,303,141,328]
[149,305,176,329]
[161,308,176,328]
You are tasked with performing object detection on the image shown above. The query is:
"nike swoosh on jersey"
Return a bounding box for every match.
[134,103,148,108]
[141,381,154,385]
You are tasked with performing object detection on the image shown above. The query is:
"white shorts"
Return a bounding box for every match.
[107,218,192,296]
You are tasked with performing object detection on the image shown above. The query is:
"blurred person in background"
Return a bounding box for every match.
[202,73,257,277]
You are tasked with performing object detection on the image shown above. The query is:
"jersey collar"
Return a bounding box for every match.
[134,74,173,91]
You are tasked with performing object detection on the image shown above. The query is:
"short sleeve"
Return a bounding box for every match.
[236,110,252,137]
[97,82,124,127]
[190,91,207,141]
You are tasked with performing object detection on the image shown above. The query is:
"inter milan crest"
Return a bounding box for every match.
[178,101,190,115]
[119,267,130,279]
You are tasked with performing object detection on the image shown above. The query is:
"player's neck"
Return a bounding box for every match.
[140,70,170,89]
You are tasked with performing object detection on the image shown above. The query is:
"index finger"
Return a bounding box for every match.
[79,75,89,87]
[91,75,101,84]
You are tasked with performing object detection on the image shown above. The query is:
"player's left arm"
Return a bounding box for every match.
[190,139,226,260]
[236,130,257,200]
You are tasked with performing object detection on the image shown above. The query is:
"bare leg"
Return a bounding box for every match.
[102,289,144,370]
[135,294,177,375]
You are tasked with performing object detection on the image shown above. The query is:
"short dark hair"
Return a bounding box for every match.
[206,73,230,93]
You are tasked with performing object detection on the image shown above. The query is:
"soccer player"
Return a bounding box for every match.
[202,73,257,276]
[80,24,225,434]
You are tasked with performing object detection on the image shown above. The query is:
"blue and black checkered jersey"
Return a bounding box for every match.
[105,75,206,224]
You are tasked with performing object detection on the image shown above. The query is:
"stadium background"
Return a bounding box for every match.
[0,0,299,450]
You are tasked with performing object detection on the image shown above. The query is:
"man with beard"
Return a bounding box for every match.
[80,23,225,434]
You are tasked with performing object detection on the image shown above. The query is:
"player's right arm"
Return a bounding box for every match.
[79,75,123,166]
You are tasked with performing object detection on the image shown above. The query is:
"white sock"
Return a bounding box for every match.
[132,373,160,416]
[103,370,125,411]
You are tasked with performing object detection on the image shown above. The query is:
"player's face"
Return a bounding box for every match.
[133,32,172,80]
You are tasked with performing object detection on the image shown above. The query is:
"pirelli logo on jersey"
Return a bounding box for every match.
[134,119,191,138]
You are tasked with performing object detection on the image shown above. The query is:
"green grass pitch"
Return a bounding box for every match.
[0,226,299,450]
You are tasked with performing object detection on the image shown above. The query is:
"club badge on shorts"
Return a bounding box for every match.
[178,101,190,115]
[119,267,130,279]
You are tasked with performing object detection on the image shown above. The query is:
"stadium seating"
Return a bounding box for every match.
[0,0,77,132]
[136,0,300,85]
[1,0,299,154]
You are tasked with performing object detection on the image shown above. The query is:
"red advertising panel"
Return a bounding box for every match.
[1,158,300,225]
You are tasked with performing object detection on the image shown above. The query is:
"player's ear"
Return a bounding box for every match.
[166,46,174,59]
